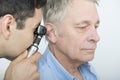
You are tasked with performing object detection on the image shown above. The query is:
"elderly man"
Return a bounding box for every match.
[38,0,100,80]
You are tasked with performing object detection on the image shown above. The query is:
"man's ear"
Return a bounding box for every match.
[45,23,57,43]
[0,14,15,40]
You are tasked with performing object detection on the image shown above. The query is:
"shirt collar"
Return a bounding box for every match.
[45,47,76,80]
[44,47,99,80]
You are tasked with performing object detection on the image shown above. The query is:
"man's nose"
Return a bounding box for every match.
[87,27,100,43]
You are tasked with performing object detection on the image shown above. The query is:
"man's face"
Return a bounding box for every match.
[55,0,100,63]
[5,9,42,60]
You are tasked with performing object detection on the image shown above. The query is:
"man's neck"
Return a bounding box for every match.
[0,40,6,58]
[49,45,83,79]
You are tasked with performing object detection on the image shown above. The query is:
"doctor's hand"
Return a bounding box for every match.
[4,51,41,80]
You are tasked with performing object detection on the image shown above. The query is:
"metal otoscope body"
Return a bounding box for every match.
[27,25,46,57]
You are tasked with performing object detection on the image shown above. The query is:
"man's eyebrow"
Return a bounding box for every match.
[75,19,100,26]
[80,20,100,25]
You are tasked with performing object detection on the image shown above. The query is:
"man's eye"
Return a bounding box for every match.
[79,26,87,29]
[76,25,89,31]
[78,23,89,30]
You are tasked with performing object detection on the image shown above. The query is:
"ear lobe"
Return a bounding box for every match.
[1,14,14,40]
[45,23,57,43]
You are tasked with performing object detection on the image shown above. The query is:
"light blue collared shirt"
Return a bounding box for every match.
[38,47,99,80]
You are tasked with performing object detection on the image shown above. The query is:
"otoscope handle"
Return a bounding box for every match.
[27,45,38,57]
[27,36,41,57]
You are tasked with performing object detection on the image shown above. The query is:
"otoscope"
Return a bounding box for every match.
[27,25,46,57]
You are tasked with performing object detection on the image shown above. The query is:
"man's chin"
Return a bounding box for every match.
[6,52,22,61]
[6,56,17,61]
[86,55,94,61]
[83,54,94,62]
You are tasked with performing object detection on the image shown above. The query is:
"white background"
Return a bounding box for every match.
[0,0,120,80]
[92,0,120,80]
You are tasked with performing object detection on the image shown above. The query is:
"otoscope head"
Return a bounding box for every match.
[27,25,46,57]
[34,25,46,36]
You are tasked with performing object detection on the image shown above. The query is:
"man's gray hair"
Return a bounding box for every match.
[43,0,98,26]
